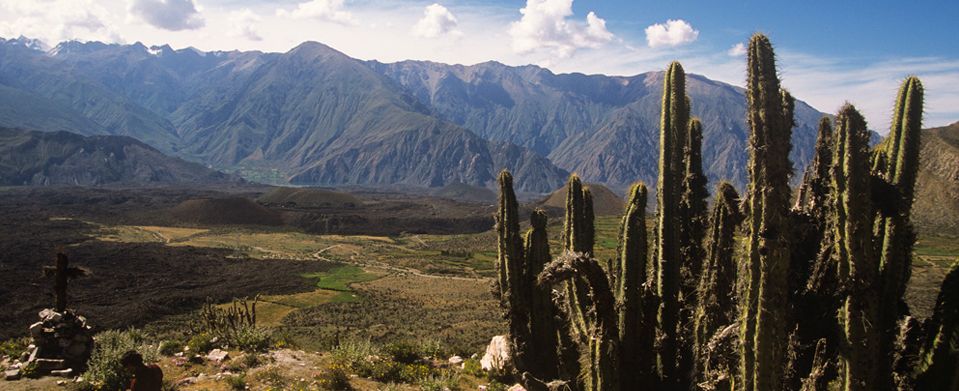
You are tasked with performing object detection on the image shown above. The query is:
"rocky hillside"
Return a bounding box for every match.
[0,128,235,186]
[369,61,826,190]
[913,122,959,233]
[0,37,838,192]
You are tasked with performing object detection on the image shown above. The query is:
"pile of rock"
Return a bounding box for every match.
[4,308,94,380]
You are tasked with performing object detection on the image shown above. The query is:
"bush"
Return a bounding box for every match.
[0,336,29,359]
[232,326,272,353]
[190,297,271,352]
[225,374,247,390]
[158,340,183,356]
[186,332,214,354]
[82,329,157,391]
[317,362,353,391]
[330,339,381,369]
[385,341,422,364]
[461,358,483,377]
[419,369,460,391]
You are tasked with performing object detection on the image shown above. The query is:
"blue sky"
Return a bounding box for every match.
[1,0,957,130]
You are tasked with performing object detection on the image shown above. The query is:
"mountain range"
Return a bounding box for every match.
[0,35,842,193]
[0,127,235,186]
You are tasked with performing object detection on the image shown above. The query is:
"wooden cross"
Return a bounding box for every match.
[43,252,88,312]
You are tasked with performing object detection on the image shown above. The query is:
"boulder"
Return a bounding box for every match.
[38,309,62,323]
[480,335,512,371]
[29,322,44,338]
[4,369,20,381]
[206,349,229,364]
[448,355,463,365]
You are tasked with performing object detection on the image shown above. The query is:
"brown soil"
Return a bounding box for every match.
[258,187,361,208]
[170,197,284,226]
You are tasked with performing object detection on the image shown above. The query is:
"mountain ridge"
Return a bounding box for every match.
[1,36,847,193]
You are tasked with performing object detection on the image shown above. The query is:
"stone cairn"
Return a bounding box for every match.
[4,253,93,381]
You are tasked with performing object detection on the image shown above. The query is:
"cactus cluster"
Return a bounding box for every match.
[493,33,955,391]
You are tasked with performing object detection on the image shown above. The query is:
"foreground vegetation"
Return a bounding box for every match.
[493,34,958,391]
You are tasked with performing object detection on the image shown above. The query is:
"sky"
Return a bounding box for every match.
[1,0,957,131]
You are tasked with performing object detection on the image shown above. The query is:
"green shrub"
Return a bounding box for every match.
[460,358,483,377]
[83,329,157,391]
[232,326,273,353]
[330,339,381,370]
[385,341,422,364]
[158,340,183,356]
[317,362,353,391]
[253,366,286,386]
[186,332,215,354]
[0,336,29,359]
[399,363,432,383]
[419,369,460,391]
[225,374,247,390]
[417,339,445,360]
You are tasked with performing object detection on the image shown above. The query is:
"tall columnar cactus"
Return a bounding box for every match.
[615,183,656,385]
[495,170,533,372]
[913,260,959,390]
[524,209,562,381]
[656,60,690,386]
[830,105,880,391]
[693,182,743,378]
[562,174,593,342]
[874,77,924,377]
[740,33,794,391]
[795,117,834,216]
[679,116,710,384]
[539,253,620,391]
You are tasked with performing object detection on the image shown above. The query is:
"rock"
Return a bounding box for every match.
[29,322,44,338]
[51,368,73,377]
[4,369,20,381]
[448,355,464,365]
[39,309,62,322]
[206,349,229,364]
[57,380,67,386]
[480,335,511,371]
[176,376,198,386]
[508,385,527,391]
[66,342,87,357]
[35,358,66,371]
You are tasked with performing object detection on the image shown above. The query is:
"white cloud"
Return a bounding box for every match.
[412,3,460,39]
[228,9,262,41]
[128,0,204,31]
[508,0,614,58]
[277,0,355,25]
[0,0,121,44]
[644,19,698,48]
[727,42,746,57]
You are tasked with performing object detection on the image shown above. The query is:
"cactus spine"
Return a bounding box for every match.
[525,209,562,381]
[874,77,924,380]
[539,253,620,391]
[656,60,690,386]
[740,33,794,391]
[616,183,656,385]
[495,170,533,372]
[796,117,834,215]
[694,183,743,378]
[830,105,879,391]
[914,261,959,390]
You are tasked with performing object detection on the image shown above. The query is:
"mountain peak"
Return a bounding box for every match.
[288,41,345,57]
[1,35,48,52]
